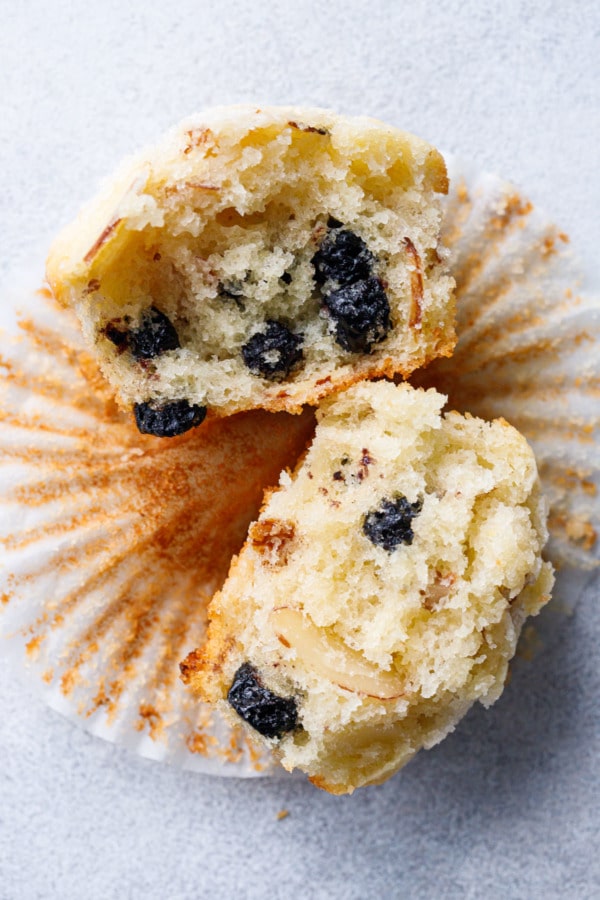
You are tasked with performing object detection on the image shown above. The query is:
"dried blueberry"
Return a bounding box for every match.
[280,271,292,285]
[133,399,207,437]
[323,277,391,353]
[129,307,180,360]
[312,228,374,287]
[241,321,303,379]
[363,495,423,552]
[104,321,130,352]
[227,662,298,739]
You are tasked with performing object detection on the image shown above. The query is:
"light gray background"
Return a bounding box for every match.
[1,2,599,898]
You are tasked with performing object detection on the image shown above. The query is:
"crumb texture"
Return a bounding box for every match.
[182,381,553,794]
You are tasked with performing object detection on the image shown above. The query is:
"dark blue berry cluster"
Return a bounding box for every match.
[312,222,391,353]
[227,662,298,739]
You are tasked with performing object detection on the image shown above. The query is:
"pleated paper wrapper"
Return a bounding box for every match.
[1,158,598,778]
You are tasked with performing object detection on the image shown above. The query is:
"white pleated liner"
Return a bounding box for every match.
[0,161,598,777]
[0,288,314,776]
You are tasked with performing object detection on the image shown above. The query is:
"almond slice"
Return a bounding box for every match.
[270,607,404,700]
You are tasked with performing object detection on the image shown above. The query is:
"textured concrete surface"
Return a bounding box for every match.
[1,2,599,898]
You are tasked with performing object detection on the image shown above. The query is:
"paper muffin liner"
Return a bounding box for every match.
[0,286,315,776]
[1,159,598,778]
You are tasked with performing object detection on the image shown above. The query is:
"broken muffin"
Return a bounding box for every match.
[46,106,455,436]
[181,381,553,793]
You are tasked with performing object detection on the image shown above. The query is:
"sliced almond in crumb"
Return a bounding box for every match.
[270,607,404,700]
[421,571,456,611]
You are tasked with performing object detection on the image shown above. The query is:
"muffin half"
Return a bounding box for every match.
[181,382,553,793]
[47,106,455,436]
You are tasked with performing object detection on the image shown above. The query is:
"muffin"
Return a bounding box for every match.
[46,106,455,436]
[181,381,554,793]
